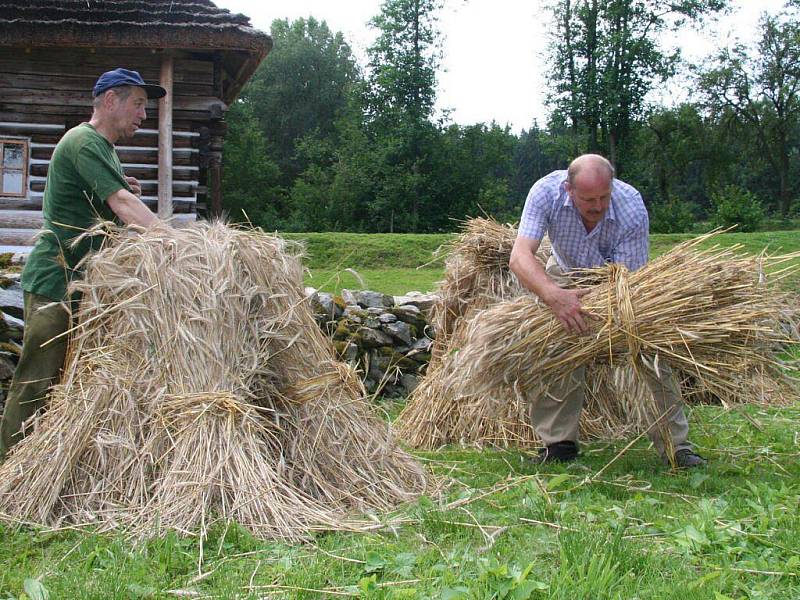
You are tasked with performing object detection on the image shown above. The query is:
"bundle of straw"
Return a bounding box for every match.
[0,222,428,540]
[428,217,544,340]
[397,219,798,450]
[442,237,798,413]
[398,218,638,449]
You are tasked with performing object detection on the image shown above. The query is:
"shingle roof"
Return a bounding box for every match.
[0,0,271,52]
[0,0,272,103]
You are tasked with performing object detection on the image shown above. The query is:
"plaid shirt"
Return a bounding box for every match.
[518,170,649,272]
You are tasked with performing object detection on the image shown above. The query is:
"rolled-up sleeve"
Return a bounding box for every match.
[611,212,649,271]
[518,178,556,240]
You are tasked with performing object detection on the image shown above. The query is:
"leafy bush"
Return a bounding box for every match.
[711,184,765,232]
[648,197,699,233]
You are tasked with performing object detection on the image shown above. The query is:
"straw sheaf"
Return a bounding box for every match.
[0,221,428,541]
[397,219,798,450]
[444,238,798,414]
[398,217,628,449]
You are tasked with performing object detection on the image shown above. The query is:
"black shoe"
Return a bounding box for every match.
[673,449,707,468]
[532,441,579,464]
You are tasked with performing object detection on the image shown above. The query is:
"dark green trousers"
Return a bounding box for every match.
[0,292,70,457]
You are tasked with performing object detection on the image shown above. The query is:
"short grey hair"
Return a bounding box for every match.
[567,154,615,185]
[92,85,134,109]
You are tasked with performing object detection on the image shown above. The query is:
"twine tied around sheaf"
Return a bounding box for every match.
[603,264,643,367]
[156,391,262,421]
[284,362,365,404]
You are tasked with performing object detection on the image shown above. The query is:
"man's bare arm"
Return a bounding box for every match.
[107,188,159,227]
[509,236,591,335]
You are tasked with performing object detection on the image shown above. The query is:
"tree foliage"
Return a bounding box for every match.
[220,6,799,235]
[547,0,727,173]
[697,8,800,216]
[241,17,359,185]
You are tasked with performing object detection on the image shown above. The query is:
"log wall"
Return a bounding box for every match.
[0,47,228,250]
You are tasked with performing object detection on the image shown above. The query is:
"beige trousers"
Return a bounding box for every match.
[529,256,691,458]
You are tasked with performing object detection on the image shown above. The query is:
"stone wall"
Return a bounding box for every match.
[0,273,25,409]
[308,289,437,397]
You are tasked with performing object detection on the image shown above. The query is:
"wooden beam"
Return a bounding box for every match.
[158,53,174,219]
[209,155,222,217]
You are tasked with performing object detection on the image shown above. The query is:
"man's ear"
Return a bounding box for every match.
[102,90,119,110]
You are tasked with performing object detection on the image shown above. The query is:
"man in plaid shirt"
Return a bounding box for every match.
[509,154,705,468]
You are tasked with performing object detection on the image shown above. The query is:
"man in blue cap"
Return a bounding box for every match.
[0,68,167,456]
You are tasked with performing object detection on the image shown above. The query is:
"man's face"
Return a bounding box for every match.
[566,171,612,229]
[111,87,148,140]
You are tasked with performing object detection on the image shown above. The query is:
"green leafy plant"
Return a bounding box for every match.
[711,185,765,232]
[649,197,700,234]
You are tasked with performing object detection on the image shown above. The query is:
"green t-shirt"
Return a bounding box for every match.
[22,123,129,301]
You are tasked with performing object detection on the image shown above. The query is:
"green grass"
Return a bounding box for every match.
[1,230,798,599]
[283,232,452,270]
[305,268,444,296]
[2,405,799,599]
[301,230,800,295]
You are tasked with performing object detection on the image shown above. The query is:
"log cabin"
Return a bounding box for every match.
[0,0,272,256]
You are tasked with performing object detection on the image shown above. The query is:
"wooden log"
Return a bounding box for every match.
[0,52,213,82]
[0,89,226,113]
[0,196,197,214]
[0,210,45,229]
[28,181,197,196]
[0,228,38,246]
[0,214,198,247]
[30,163,197,180]
[0,72,214,96]
[209,157,222,217]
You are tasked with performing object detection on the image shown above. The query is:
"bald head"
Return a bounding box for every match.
[565,154,615,231]
[567,154,615,187]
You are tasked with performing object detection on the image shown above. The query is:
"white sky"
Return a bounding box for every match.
[215,0,788,132]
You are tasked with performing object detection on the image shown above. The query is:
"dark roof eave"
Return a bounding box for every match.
[0,21,272,54]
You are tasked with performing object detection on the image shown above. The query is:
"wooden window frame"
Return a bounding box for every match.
[0,138,29,198]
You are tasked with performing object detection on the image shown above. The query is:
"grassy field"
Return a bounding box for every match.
[1,405,798,599]
[0,230,798,599]
[300,230,800,295]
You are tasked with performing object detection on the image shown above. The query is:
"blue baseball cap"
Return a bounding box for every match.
[92,68,166,99]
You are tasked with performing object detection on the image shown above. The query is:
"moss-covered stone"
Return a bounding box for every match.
[410,351,431,364]
[332,319,359,341]
[372,347,419,372]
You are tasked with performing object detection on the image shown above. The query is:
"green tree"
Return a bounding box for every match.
[511,122,565,204]
[362,0,443,232]
[241,17,360,186]
[628,104,716,207]
[547,0,727,173]
[696,7,800,217]
[221,101,285,228]
[288,96,378,232]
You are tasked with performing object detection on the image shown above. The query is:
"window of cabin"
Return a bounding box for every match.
[0,139,29,197]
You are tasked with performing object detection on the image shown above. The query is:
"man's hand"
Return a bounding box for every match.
[125,176,142,197]
[543,287,592,335]
[509,236,595,336]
